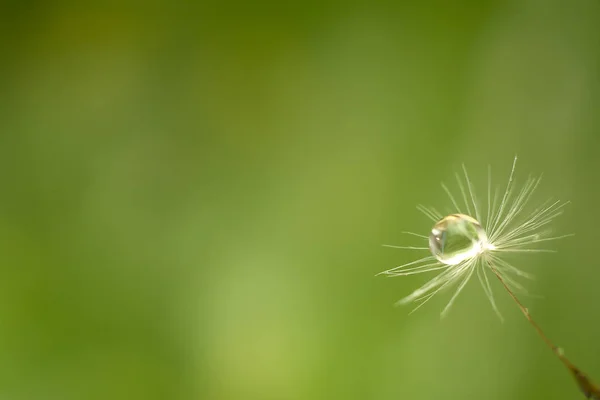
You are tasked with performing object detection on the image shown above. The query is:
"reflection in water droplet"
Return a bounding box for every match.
[429,214,488,265]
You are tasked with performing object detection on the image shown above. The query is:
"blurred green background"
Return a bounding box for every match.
[1,1,600,399]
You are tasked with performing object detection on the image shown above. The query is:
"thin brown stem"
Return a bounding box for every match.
[487,260,600,399]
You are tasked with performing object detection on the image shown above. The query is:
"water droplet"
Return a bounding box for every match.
[429,214,488,265]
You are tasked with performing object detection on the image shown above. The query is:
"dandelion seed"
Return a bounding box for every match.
[381,156,570,318]
[381,157,600,399]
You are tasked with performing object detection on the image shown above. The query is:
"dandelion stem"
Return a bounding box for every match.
[488,261,600,399]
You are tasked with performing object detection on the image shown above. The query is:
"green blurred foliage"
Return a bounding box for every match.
[1,1,600,399]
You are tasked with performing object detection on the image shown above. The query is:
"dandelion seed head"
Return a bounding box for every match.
[381,156,570,319]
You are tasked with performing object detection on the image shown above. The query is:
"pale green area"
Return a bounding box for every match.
[1,1,600,399]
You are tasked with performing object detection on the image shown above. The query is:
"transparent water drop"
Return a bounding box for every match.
[429,214,488,265]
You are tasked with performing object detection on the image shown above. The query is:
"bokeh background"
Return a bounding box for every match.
[1,1,600,399]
